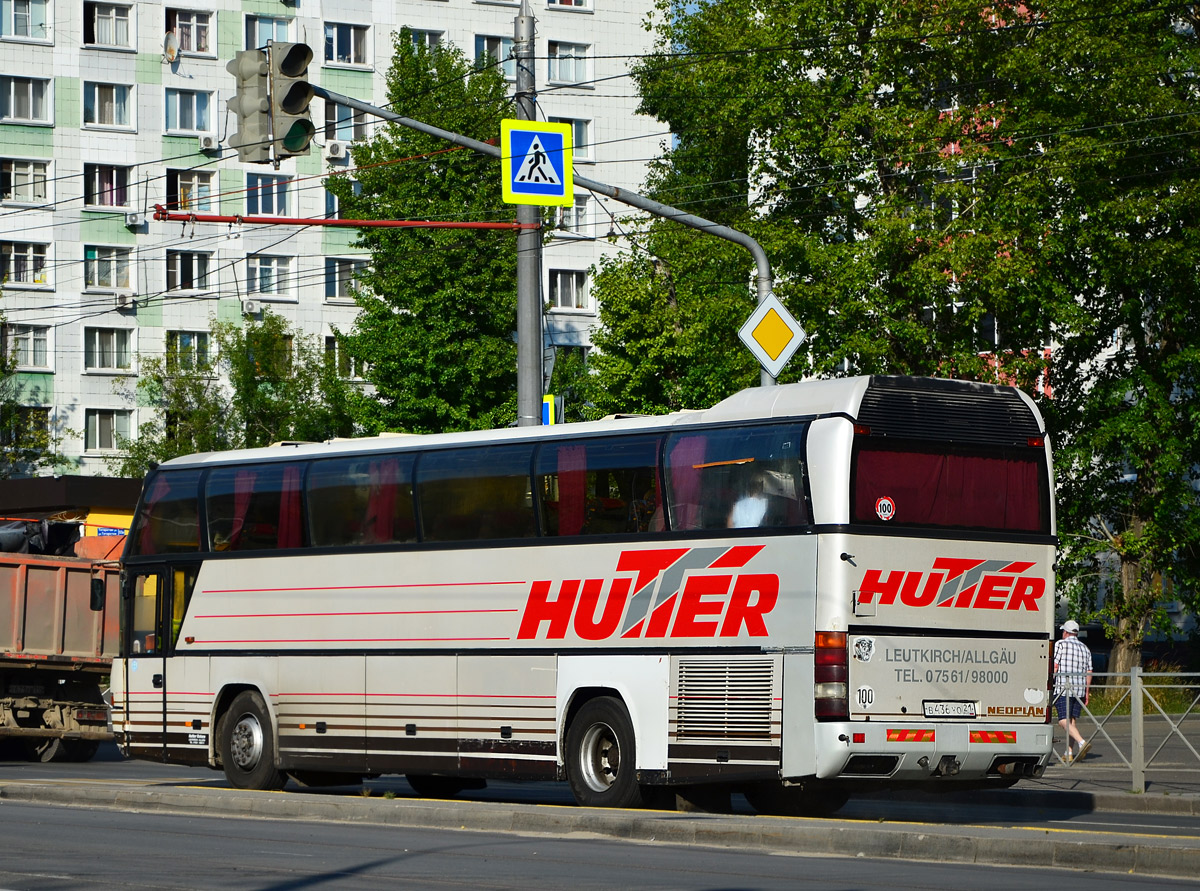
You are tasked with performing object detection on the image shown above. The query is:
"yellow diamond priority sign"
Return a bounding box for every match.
[738,292,806,379]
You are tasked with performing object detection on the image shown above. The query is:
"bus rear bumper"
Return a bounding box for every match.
[812,721,1053,783]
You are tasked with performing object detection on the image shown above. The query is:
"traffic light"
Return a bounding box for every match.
[268,41,316,160]
[226,50,270,164]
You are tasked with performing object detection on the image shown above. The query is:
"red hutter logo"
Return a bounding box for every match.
[517,545,778,640]
[857,558,1046,611]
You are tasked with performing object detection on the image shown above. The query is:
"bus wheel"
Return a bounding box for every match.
[566,697,644,809]
[744,781,849,817]
[62,740,101,762]
[219,691,286,791]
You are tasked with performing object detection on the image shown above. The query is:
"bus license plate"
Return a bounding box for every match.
[923,701,976,718]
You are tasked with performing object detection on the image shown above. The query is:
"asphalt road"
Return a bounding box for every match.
[0,799,1191,891]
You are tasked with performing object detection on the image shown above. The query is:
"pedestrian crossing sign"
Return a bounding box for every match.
[501,120,573,206]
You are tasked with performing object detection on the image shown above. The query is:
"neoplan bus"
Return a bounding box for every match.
[111,375,1055,814]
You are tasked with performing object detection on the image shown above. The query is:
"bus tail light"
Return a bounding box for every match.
[815,630,848,720]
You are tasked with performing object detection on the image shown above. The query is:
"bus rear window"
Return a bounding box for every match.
[130,469,203,555]
[851,441,1049,534]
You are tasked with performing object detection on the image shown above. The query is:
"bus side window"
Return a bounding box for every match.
[665,424,810,531]
[205,463,307,552]
[417,444,536,542]
[130,469,203,555]
[306,455,417,547]
[535,436,662,537]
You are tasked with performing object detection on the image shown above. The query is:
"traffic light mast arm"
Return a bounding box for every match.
[310,83,776,351]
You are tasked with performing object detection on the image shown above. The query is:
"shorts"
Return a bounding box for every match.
[1054,695,1083,720]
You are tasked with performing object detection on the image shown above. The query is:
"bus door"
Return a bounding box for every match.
[124,564,201,763]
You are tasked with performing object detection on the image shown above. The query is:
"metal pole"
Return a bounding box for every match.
[1131,665,1145,792]
[514,0,542,426]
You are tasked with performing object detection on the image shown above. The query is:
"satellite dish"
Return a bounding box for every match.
[163,31,179,62]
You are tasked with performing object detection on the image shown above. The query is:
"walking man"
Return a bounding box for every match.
[1054,619,1093,762]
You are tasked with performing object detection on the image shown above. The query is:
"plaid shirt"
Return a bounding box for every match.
[1054,634,1092,698]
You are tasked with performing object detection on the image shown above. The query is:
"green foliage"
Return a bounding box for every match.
[111,311,355,478]
[593,0,1200,661]
[326,31,517,434]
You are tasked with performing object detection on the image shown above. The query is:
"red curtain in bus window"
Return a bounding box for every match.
[366,458,398,542]
[278,465,303,549]
[231,469,257,546]
[669,435,706,530]
[556,445,587,536]
[854,448,1041,532]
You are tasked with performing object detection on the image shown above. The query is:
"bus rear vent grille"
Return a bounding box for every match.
[676,659,775,741]
[858,376,1041,446]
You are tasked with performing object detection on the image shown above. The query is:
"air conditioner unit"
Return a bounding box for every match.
[198,134,219,152]
[115,291,134,309]
[124,211,143,228]
[326,141,347,160]
[242,299,261,314]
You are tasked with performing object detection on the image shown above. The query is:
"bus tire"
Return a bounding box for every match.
[62,739,101,762]
[745,780,849,817]
[219,691,286,791]
[25,737,69,763]
[565,696,644,809]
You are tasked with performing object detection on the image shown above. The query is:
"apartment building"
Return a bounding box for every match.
[0,0,657,473]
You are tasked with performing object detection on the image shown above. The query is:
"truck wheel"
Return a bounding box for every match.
[62,740,101,762]
[565,696,645,808]
[218,691,286,791]
[25,738,69,763]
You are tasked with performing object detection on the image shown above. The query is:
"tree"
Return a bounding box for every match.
[593,0,1200,668]
[325,31,518,434]
[112,312,355,477]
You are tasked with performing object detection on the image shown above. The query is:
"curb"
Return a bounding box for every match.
[859,786,1200,816]
[3,782,1199,879]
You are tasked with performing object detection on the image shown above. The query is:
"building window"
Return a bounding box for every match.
[410,29,441,50]
[166,251,210,291]
[83,2,130,47]
[84,327,132,370]
[0,0,49,40]
[84,83,131,128]
[247,174,288,216]
[324,101,367,142]
[166,8,210,54]
[85,408,130,450]
[247,255,290,295]
[549,116,590,160]
[166,169,212,212]
[548,41,588,84]
[325,258,364,300]
[0,76,49,122]
[1,406,49,447]
[0,241,47,285]
[83,164,128,207]
[166,330,210,371]
[1,159,47,202]
[84,246,130,290]
[324,336,363,379]
[324,179,361,220]
[550,269,588,310]
[556,196,589,235]
[475,36,515,79]
[324,23,368,65]
[246,15,287,49]
[4,324,48,367]
[165,89,211,133]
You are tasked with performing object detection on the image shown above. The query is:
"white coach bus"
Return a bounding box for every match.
[111,375,1055,814]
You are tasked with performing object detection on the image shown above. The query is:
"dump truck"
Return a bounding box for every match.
[0,533,122,761]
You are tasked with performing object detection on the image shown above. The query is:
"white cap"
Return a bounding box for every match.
[1062,619,1080,634]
